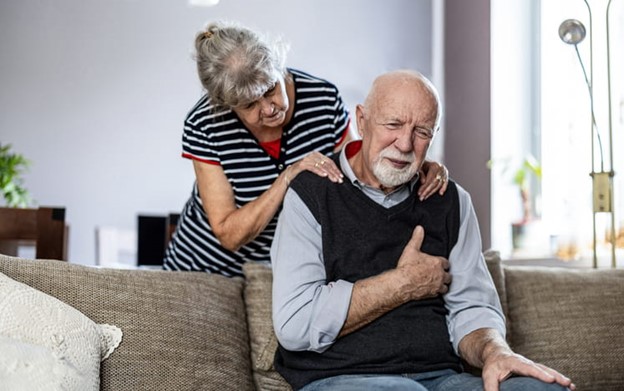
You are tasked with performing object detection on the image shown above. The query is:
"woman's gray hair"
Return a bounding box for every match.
[194,21,289,109]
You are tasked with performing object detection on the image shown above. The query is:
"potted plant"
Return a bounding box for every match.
[0,143,32,207]
[488,154,542,249]
[511,155,542,224]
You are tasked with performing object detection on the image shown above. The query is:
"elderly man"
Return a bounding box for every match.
[270,70,574,391]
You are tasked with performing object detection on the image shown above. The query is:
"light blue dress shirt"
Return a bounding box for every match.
[271,141,506,355]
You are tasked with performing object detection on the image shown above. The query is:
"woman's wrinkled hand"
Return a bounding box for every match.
[289,152,344,185]
[418,161,449,201]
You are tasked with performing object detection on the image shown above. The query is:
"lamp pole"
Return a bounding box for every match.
[605,0,617,268]
[559,0,617,268]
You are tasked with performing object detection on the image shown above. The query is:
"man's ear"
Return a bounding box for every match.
[355,104,365,137]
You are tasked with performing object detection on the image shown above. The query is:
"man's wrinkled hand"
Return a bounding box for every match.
[395,225,451,301]
[482,350,575,391]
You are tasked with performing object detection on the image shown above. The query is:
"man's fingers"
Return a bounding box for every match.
[482,372,501,391]
[535,364,574,388]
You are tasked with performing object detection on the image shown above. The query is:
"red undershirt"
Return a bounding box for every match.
[260,138,281,159]
[260,126,353,160]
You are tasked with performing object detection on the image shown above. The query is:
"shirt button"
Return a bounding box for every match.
[278,164,284,170]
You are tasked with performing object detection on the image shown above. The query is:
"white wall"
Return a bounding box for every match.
[0,0,434,264]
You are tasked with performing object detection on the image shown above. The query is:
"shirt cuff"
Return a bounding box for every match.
[308,279,354,353]
[449,307,507,355]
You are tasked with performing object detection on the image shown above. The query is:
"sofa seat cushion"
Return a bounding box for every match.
[505,266,624,390]
[0,254,254,391]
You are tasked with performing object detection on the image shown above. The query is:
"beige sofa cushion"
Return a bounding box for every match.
[243,263,292,390]
[0,271,121,390]
[0,254,254,391]
[505,266,624,390]
[483,250,507,317]
[483,249,512,342]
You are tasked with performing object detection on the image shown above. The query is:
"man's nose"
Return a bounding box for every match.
[394,129,414,152]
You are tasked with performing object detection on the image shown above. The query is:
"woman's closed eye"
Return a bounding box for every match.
[264,83,277,97]
[240,83,277,110]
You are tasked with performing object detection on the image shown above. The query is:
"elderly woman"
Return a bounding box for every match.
[164,21,449,277]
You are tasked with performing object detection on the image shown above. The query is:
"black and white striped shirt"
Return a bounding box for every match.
[163,69,350,277]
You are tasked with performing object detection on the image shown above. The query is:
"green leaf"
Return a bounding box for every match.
[0,143,32,207]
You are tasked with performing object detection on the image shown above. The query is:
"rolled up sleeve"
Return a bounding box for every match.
[445,186,506,354]
[271,190,353,353]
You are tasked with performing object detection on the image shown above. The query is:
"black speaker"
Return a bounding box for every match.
[137,215,167,267]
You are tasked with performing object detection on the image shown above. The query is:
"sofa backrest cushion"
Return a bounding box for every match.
[0,254,254,391]
[243,262,292,390]
[483,250,507,317]
[505,266,624,390]
[483,249,511,341]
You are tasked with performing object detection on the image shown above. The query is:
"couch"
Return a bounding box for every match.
[0,251,623,390]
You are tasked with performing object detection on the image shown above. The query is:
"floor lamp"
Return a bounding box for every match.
[558,0,617,268]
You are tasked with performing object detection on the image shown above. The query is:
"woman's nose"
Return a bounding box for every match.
[259,98,274,115]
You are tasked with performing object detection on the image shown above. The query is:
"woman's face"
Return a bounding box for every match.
[232,71,290,130]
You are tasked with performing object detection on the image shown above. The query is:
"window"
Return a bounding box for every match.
[491,0,623,264]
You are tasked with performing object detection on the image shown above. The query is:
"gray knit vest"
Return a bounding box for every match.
[275,162,463,390]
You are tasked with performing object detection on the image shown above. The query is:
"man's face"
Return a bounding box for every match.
[356,76,438,190]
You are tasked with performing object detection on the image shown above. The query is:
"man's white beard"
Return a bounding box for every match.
[372,148,419,188]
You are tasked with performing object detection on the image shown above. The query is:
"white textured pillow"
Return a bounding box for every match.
[0,272,122,391]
